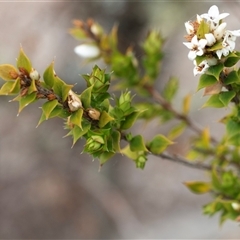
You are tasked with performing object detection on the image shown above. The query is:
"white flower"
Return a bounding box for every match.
[201,5,229,30]
[74,44,100,58]
[193,57,217,76]
[205,33,216,46]
[216,30,240,59]
[216,47,230,59]
[183,35,207,60]
[213,22,227,40]
[193,60,209,76]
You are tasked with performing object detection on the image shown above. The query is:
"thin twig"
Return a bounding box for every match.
[152,152,212,171]
[146,85,218,144]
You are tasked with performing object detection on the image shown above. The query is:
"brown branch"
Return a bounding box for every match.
[145,85,218,144]
[151,152,212,171]
[121,132,212,171]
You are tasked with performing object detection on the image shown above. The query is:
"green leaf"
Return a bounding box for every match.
[61,83,73,102]
[197,20,210,39]
[0,64,18,81]
[80,85,93,108]
[184,181,211,194]
[43,61,55,88]
[112,130,121,152]
[121,144,139,160]
[224,70,240,85]
[224,56,240,67]
[168,122,186,140]
[98,111,115,128]
[202,94,225,108]
[52,75,73,101]
[0,81,15,95]
[226,118,240,139]
[41,99,59,119]
[121,111,141,130]
[69,108,83,128]
[207,63,224,79]
[162,77,179,102]
[207,41,223,51]
[197,74,218,91]
[130,135,148,152]
[18,92,37,114]
[148,134,173,154]
[227,134,240,145]
[17,48,32,73]
[219,91,235,107]
[99,151,115,166]
[0,79,21,95]
[37,106,70,127]
[211,168,222,191]
[72,122,91,147]
[9,78,21,94]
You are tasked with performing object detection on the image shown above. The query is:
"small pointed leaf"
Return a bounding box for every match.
[197,74,218,91]
[130,135,148,152]
[224,70,240,85]
[202,94,224,108]
[0,81,16,95]
[207,63,224,79]
[17,48,32,73]
[168,122,186,140]
[121,111,141,130]
[184,181,211,194]
[18,92,37,114]
[42,99,59,119]
[80,85,93,108]
[219,91,235,107]
[0,64,18,81]
[43,61,55,88]
[98,111,115,128]
[69,108,83,128]
[148,134,173,154]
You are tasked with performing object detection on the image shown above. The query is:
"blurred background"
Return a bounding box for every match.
[0,0,240,238]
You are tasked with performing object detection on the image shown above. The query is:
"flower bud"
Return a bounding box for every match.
[87,108,101,120]
[29,68,40,81]
[68,89,82,112]
[74,44,100,59]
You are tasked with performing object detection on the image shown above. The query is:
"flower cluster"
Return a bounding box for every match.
[183,5,240,76]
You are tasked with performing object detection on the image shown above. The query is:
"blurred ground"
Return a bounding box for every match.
[0,1,240,238]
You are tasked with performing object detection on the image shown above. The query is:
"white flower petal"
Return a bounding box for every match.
[185,21,194,34]
[188,51,197,60]
[216,49,223,59]
[183,42,193,49]
[205,33,216,46]
[208,5,219,19]
[228,30,240,37]
[198,38,208,49]
[213,22,227,40]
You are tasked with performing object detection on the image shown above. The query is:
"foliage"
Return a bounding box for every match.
[0,7,240,225]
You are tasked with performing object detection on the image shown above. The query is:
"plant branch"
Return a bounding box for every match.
[121,132,212,171]
[145,85,218,144]
[151,152,212,171]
